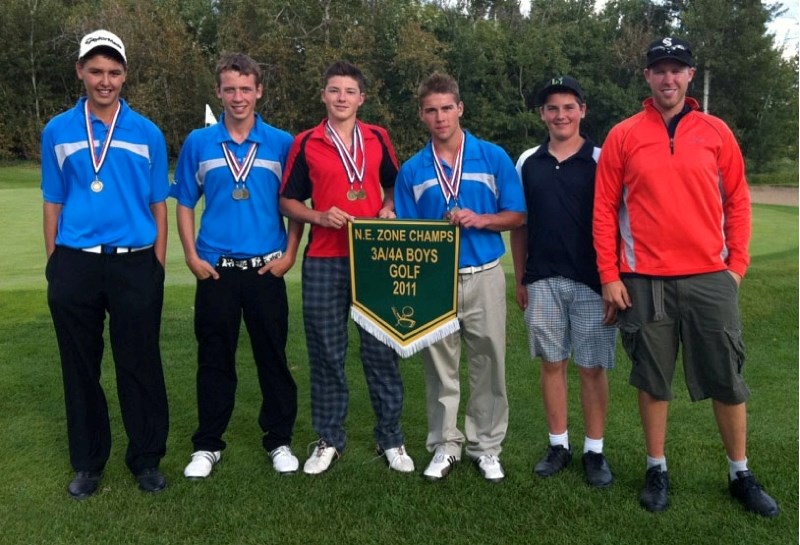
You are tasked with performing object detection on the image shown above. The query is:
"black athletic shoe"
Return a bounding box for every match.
[582,451,613,488]
[639,466,669,512]
[136,467,167,493]
[68,471,102,500]
[729,470,780,517]
[533,445,572,477]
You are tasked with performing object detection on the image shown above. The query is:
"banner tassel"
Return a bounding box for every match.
[350,306,460,358]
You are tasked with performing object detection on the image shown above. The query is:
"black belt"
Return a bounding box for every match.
[216,251,283,270]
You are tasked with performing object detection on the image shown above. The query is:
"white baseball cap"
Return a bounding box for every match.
[79,30,127,63]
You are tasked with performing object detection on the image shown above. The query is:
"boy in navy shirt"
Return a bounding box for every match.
[511,76,617,489]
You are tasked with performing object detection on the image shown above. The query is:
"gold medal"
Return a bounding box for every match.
[91,179,104,193]
[327,121,367,204]
[240,187,250,200]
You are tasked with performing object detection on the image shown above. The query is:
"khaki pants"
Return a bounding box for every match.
[421,264,508,459]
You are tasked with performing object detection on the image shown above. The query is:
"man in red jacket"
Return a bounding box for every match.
[593,37,779,517]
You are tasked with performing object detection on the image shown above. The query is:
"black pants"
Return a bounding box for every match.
[192,266,297,453]
[46,246,168,475]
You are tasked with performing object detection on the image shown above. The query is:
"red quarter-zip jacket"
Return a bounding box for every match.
[593,97,751,284]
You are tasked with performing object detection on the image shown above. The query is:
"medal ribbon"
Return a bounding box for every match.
[431,131,464,209]
[221,142,258,184]
[326,121,365,185]
[84,100,121,179]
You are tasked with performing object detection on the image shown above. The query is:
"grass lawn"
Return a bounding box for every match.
[0,166,796,544]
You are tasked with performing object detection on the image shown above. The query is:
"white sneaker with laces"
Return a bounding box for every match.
[303,440,339,475]
[184,450,221,479]
[270,445,299,474]
[476,454,505,482]
[423,449,459,481]
[382,445,415,473]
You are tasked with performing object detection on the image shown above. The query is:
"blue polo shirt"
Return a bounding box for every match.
[515,136,602,293]
[41,97,169,248]
[395,131,525,268]
[170,114,293,266]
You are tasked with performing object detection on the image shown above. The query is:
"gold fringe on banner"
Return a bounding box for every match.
[351,306,460,358]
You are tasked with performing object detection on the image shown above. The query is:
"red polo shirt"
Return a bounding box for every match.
[281,119,399,257]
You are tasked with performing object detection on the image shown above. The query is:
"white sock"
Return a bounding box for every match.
[584,436,603,454]
[548,430,569,449]
[728,456,748,481]
[646,455,667,472]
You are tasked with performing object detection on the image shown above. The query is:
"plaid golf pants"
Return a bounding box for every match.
[301,256,405,452]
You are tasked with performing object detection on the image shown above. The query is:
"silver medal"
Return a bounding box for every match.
[445,206,460,220]
[222,141,258,203]
[84,101,120,195]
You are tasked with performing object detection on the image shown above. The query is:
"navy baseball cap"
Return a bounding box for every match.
[646,37,694,68]
[536,76,585,106]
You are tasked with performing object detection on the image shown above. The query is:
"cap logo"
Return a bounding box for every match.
[649,43,689,55]
[646,37,693,67]
[550,77,564,86]
[84,35,123,50]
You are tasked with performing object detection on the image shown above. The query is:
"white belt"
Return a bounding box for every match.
[81,244,154,254]
[458,259,499,275]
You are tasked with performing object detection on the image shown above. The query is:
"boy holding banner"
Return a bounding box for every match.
[279,61,414,475]
[394,72,526,482]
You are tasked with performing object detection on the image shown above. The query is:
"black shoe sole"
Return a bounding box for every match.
[640,499,669,512]
[534,466,568,478]
[68,489,98,500]
[422,464,455,482]
[138,483,167,493]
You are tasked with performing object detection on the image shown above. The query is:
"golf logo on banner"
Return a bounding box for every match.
[348,219,460,357]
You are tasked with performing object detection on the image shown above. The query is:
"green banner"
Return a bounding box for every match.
[348,219,460,357]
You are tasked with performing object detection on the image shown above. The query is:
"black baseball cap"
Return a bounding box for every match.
[536,76,585,106]
[646,37,695,68]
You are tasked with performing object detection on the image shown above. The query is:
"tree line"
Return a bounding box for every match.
[1,0,797,172]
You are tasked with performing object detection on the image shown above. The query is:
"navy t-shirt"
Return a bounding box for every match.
[515,137,602,293]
